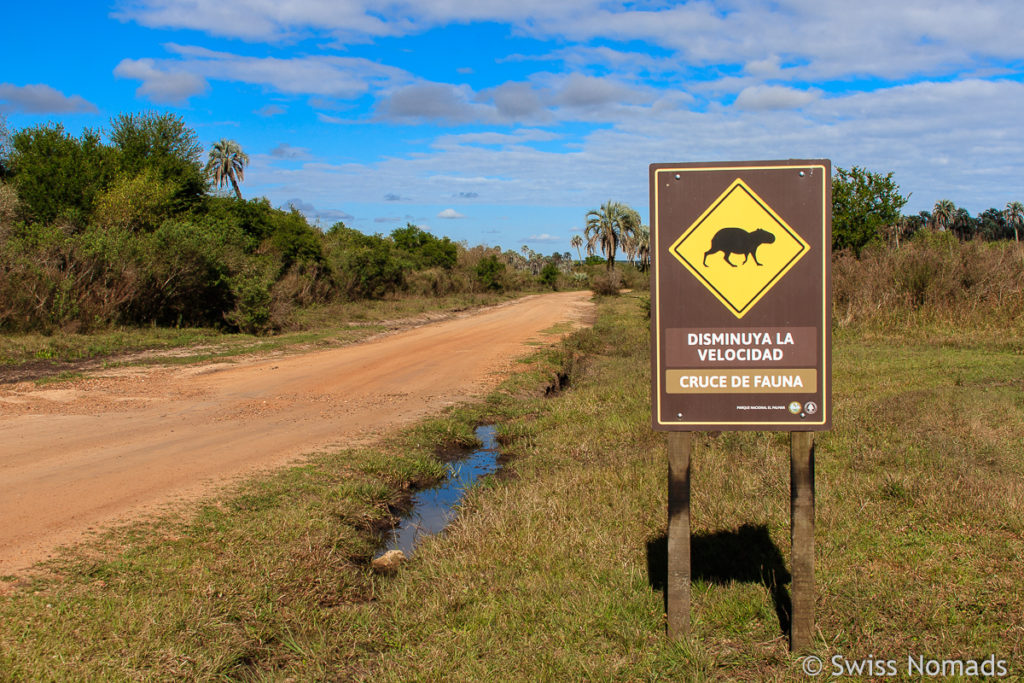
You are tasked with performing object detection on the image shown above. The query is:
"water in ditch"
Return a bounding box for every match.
[376,424,501,558]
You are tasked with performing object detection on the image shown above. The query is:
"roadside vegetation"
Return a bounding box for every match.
[0,112,588,342]
[2,263,1023,678]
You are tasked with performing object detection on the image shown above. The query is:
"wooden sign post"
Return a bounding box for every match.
[666,431,692,639]
[649,160,831,651]
[790,431,815,650]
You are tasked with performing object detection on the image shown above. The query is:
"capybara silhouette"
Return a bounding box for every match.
[703,227,775,267]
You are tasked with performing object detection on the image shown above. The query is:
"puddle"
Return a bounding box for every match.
[375,425,501,558]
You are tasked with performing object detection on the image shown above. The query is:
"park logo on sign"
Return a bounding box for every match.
[669,179,809,318]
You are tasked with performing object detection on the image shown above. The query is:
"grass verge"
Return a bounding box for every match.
[2,293,1023,680]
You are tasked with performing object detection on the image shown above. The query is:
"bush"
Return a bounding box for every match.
[406,267,462,297]
[475,255,506,291]
[338,241,406,299]
[390,223,457,270]
[539,262,560,289]
[92,169,177,232]
[224,263,276,334]
[127,218,244,326]
[8,124,114,227]
[589,269,623,296]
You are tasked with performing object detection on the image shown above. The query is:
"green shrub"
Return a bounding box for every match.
[475,255,506,291]
[127,218,243,326]
[92,169,177,232]
[539,262,560,289]
[391,223,457,270]
[108,111,205,214]
[224,264,276,334]
[8,124,114,227]
[336,241,406,299]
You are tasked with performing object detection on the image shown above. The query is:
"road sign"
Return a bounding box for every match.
[650,160,831,431]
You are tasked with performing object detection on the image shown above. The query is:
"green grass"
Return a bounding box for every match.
[2,293,1022,680]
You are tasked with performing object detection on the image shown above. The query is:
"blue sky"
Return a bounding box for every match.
[2,1,1023,253]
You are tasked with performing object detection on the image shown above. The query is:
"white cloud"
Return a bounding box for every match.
[377,82,483,123]
[434,128,558,148]
[114,44,410,106]
[245,76,1024,223]
[115,1,1024,86]
[0,83,98,113]
[551,73,647,109]
[114,58,208,104]
[437,208,466,219]
[733,85,820,111]
[476,81,547,120]
[525,233,562,242]
[118,1,1024,223]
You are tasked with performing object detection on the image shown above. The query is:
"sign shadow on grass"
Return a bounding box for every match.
[646,523,793,634]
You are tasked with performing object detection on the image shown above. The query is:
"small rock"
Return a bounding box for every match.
[371,549,406,573]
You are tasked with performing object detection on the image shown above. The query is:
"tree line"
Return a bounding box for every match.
[832,166,1024,253]
[0,112,579,334]
[578,167,1024,268]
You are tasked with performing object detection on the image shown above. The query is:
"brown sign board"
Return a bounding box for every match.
[650,160,832,431]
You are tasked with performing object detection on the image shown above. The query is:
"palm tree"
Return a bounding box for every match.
[620,231,637,266]
[952,207,973,240]
[1004,201,1024,243]
[584,201,640,271]
[636,224,651,271]
[206,139,249,200]
[585,201,619,270]
[570,234,584,263]
[932,199,955,233]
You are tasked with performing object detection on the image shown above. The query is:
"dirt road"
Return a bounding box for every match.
[0,291,594,575]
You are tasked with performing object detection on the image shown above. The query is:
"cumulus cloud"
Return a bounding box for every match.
[115,1,1024,86]
[524,233,563,242]
[115,44,410,106]
[108,1,1024,223]
[377,82,482,123]
[437,208,466,219]
[114,58,208,104]
[552,73,639,108]
[476,81,546,119]
[0,83,98,113]
[434,129,558,148]
[733,85,821,111]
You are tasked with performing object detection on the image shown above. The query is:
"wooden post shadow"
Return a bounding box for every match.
[662,431,816,650]
[666,431,692,640]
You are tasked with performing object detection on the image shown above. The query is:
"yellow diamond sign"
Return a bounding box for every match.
[670,178,809,318]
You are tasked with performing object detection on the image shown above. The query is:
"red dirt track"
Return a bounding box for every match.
[0,291,594,576]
